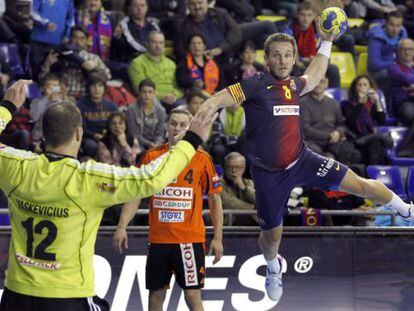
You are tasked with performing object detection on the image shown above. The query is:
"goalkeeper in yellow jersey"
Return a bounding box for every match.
[0,80,216,311]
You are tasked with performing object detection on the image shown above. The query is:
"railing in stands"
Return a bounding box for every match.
[0,208,400,226]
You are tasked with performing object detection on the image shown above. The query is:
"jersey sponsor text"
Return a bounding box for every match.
[153,186,193,199]
[16,253,61,271]
[153,199,192,210]
[273,105,300,116]
[158,211,185,222]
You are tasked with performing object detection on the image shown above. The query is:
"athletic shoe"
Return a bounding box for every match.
[265,255,284,303]
[398,202,414,221]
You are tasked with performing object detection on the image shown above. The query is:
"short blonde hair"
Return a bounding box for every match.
[264,33,298,59]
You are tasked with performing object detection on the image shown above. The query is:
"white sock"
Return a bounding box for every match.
[266,256,281,273]
[383,192,409,216]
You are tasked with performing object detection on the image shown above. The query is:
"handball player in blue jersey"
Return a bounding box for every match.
[199,18,414,304]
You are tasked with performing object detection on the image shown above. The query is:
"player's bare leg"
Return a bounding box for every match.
[183,289,204,311]
[149,289,167,311]
[339,169,414,220]
[259,225,284,302]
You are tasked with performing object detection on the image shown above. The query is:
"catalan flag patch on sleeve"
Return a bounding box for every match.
[227,83,246,104]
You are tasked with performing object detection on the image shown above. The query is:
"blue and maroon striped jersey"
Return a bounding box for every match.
[227,71,307,171]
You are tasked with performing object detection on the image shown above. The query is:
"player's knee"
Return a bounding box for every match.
[184,290,202,305]
[149,290,166,308]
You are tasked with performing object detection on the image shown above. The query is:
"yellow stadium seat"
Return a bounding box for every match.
[256,15,286,22]
[355,44,368,54]
[348,18,364,28]
[330,52,356,89]
[332,45,340,52]
[357,52,368,75]
[256,49,265,64]
[165,40,173,48]
[164,46,174,57]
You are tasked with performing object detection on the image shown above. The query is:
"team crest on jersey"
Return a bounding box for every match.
[273,105,300,116]
[290,79,296,90]
[97,182,117,193]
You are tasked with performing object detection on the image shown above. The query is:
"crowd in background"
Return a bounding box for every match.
[0,0,414,227]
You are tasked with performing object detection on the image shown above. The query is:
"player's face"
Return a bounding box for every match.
[265,41,295,80]
[167,113,191,144]
[187,95,204,115]
[189,36,206,57]
[148,33,165,56]
[129,0,148,20]
[386,17,403,38]
[109,115,126,136]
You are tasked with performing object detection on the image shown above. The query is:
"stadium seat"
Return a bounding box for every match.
[407,166,414,201]
[348,18,364,28]
[256,49,265,64]
[256,15,286,22]
[164,46,174,57]
[330,52,356,89]
[324,88,348,103]
[366,165,407,200]
[357,52,367,75]
[355,45,367,54]
[0,43,25,76]
[377,126,414,166]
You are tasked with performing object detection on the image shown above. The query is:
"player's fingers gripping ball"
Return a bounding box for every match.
[320,7,348,38]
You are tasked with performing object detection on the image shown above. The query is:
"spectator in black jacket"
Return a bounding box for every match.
[225,40,265,85]
[173,0,242,64]
[176,33,224,94]
[111,0,161,64]
[147,0,186,39]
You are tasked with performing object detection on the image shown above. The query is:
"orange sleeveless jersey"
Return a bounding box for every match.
[139,144,222,243]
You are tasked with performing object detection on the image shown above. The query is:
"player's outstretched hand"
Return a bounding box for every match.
[113,227,128,254]
[3,79,33,109]
[315,16,335,42]
[208,237,223,265]
[188,105,218,142]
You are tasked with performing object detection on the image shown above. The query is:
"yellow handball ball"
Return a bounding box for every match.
[320,7,348,37]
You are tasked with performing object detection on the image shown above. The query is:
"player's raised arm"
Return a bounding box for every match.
[300,17,335,96]
[201,88,239,113]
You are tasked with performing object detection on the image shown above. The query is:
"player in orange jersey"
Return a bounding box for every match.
[113,108,223,311]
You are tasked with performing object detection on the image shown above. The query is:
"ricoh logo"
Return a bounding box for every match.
[273,105,300,116]
[153,187,193,199]
[180,244,198,286]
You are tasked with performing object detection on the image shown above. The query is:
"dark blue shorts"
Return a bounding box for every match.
[250,147,348,230]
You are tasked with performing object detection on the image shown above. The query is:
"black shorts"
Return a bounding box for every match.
[0,287,109,311]
[146,243,205,290]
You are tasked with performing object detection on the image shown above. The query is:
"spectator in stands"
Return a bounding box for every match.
[3,0,33,43]
[342,74,392,165]
[173,0,242,63]
[111,0,161,64]
[363,0,397,20]
[176,33,223,95]
[225,40,265,85]
[39,26,111,100]
[128,30,183,111]
[185,87,209,115]
[208,104,246,166]
[77,72,118,157]
[284,1,341,88]
[404,0,414,38]
[30,0,75,76]
[368,10,407,84]
[77,0,114,61]
[0,54,13,96]
[147,0,186,38]
[251,0,299,20]
[126,79,166,150]
[0,102,31,150]
[221,152,258,226]
[388,38,414,125]
[29,74,68,152]
[300,76,361,163]
[96,112,141,166]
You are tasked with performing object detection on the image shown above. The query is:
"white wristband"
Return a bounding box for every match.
[318,41,332,58]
